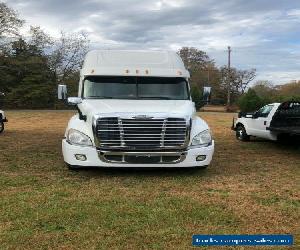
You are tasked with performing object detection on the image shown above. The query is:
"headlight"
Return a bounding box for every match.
[67,129,92,146]
[191,129,212,147]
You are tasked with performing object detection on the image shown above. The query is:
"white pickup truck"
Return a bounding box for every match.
[58,50,214,169]
[232,101,300,141]
[0,110,7,133]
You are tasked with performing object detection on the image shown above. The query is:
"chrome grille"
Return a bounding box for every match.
[96,117,188,149]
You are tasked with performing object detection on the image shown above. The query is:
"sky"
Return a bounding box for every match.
[4,0,300,84]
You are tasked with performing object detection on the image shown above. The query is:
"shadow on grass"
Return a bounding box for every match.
[245,137,300,150]
[0,130,16,136]
[69,165,210,179]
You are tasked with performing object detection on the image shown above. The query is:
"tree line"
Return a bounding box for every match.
[178,47,300,111]
[0,2,298,111]
[0,2,88,108]
[177,47,256,110]
[238,80,300,112]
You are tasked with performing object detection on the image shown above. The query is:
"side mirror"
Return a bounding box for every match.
[67,97,82,106]
[58,84,67,100]
[252,112,259,119]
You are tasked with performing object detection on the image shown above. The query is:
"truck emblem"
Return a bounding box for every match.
[133,115,153,119]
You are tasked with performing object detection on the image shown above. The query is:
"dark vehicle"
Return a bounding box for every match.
[267,101,300,136]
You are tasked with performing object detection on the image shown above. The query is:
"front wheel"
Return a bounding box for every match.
[0,122,4,133]
[236,125,250,141]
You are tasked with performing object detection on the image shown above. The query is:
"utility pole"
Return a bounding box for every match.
[207,68,210,83]
[226,46,231,110]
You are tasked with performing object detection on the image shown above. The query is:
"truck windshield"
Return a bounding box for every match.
[83,76,189,100]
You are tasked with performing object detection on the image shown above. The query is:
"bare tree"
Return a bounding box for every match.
[221,66,256,104]
[49,32,89,83]
[0,2,24,38]
[28,26,53,54]
[0,2,24,56]
[232,68,256,93]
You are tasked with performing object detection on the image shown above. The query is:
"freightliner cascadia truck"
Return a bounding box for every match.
[58,50,214,169]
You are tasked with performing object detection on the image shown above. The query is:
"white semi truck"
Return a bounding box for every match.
[58,50,214,169]
[232,101,300,141]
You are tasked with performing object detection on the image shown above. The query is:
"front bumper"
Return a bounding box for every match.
[62,139,214,168]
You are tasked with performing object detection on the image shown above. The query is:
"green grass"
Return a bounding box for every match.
[0,173,240,249]
[0,110,299,249]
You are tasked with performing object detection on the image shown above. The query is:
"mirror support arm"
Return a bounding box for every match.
[76,106,87,121]
[63,98,68,106]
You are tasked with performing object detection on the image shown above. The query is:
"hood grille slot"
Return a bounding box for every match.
[96,117,188,149]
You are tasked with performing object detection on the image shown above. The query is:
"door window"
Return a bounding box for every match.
[257,105,274,118]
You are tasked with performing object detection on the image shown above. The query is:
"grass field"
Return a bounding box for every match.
[0,111,299,249]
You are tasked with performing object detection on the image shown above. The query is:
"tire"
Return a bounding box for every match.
[0,122,4,133]
[236,125,250,141]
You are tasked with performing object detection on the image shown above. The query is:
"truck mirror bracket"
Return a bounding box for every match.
[76,106,87,121]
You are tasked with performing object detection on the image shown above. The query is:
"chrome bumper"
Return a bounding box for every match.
[98,150,187,164]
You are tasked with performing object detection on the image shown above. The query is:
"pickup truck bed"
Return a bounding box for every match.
[267,101,300,136]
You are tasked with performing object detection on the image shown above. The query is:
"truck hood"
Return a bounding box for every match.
[78,99,195,119]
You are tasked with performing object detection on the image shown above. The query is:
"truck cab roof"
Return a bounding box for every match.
[81,50,190,78]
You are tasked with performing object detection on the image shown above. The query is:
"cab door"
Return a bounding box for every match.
[248,105,274,139]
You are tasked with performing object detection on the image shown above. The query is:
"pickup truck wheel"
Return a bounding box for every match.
[236,125,250,141]
[0,122,4,133]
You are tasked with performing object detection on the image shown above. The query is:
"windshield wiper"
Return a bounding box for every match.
[87,96,114,99]
[87,96,175,100]
[139,96,173,100]
[86,96,139,99]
